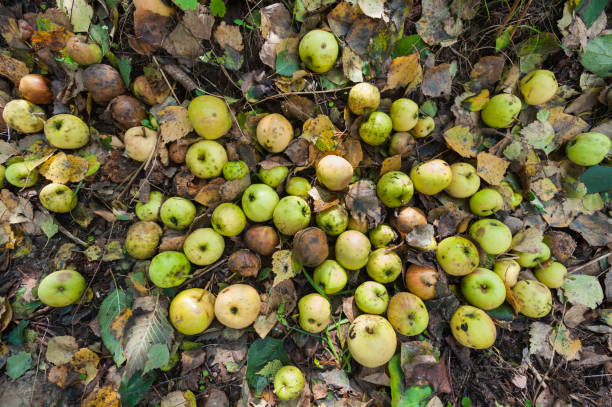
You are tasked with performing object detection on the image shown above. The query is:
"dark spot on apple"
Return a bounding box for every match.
[308,318,315,323]
[320,42,326,49]
[54,120,62,130]
[199,153,206,161]
[56,189,65,195]
[317,322,322,326]
[365,325,375,335]
[170,216,178,225]
[461,323,468,331]
[200,245,207,251]
[385,269,393,276]
[230,306,238,314]
[463,247,471,255]
[348,327,356,339]
[212,112,216,117]
[58,286,65,292]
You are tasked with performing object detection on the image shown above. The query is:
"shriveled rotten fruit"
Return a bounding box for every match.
[83,64,127,104]
[228,249,261,277]
[292,227,329,267]
[109,95,148,130]
[244,225,279,256]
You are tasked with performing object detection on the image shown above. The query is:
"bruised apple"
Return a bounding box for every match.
[405,265,438,300]
[512,280,552,318]
[313,260,347,294]
[244,225,279,256]
[169,288,215,335]
[82,64,127,104]
[366,248,402,284]
[354,281,389,314]
[392,206,426,234]
[436,236,479,276]
[410,116,435,138]
[315,204,349,236]
[468,219,512,255]
[136,190,163,221]
[274,365,304,401]
[273,196,311,236]
[214,284,261,329]
[369,224,396,248]
[286,176,311,198]
[377,171,413,208]
[149,251,191,288]
[389,98,419,131]
[124,126,157,162]
[19,74,52,104]
[256,113,294,153]
[387,292,429,336]
[534,261,567,289]
[133,74,171,105]
[409,159,452,195]
[445,163,480,198]
[519,69,558,105]
[566,132,611,167]
[185,140,228,179]
[359,112,393,146]
[109,95,148,130]
[493,259,520,287]
[481,94,521,128]
[347,315,396,368]
[160,197,196,230]
[469,188,503,216]
[182,228,225,266]
[211,203,246,237]
[335,230,371,270]
[293,227,328,267]
[65,36,103,66]
[347,82,380,115]
[298,293,331,333]
[259,165,288,188]
[223,161,249,181]
[2,99,46,133]
[242,184,279,222]
[44,114,90,149]
[450,305,496,349]
[39,183,77,213]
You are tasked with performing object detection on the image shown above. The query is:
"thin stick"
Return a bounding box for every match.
[250,86,352,105]
[568,251,610,274]
[153,56,180,104]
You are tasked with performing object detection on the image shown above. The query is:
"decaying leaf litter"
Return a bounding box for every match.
[0,0,610,406]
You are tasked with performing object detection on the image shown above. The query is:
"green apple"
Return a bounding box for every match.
[493,259,520,287]
[389,98,419,131]
[286,176,311,198]
[445,163,480,198]
[316,155,353,191]
[387,292,429,336]
[136,190,163,221]
[149,251,192,288]
[313,260,347,294]
[566,132,611,167]
[436,236,479,276]
[169,288,215,335]
[409,159,452,195]
[388,132,416,157]
[274,366,304,401]
[37,269,86,307]
[223,161,249,181]
[185,140,228,179]
[259,165,288,188]
[211,203,246,236]
[315,204,348,236]
[405,264,438,300]
[335,230,371,270]
[366,248,402,284]
[512,279,552,318]
[39,183,77,213]
[348,82,380,115]
[469,219,512,255]
[5,161,38,188]
[469,188,503,216]
[450,305,497,349]
[410,116,435,138]
[182,228,225,266]
[535,261,567,288]
[256,113,294,153]
[160,197,196,230]
[242,183,279,222]
[2,99,46,133]
[359,112,393,146]
[123,126,157,162]
[298,29,338,73]
[125,221,163,259]
[376,171,414,208]
[481,94,521,128]
[187,95,232,140]
[44,114,90,149]
[354,281,389,314]
[369,224,396,248]
[214,284,261,329]
[347,314,397,368]
[298,293,331,333]
[460,268,506,310]
[512,242,551,268]
[519,69,557,105]
[273,196,311,236]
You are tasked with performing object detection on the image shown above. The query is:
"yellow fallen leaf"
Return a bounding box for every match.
[39,153,89,183]
[384,54,420,91]
[531,177,558,201]
[444,125,479,158]
[379,155,402,177]
[158,106,192,145]
[549,324,581,360]
[477,152,509,185]
[69,348,100,385]
[82,385,121,407]
[462,89,490,111]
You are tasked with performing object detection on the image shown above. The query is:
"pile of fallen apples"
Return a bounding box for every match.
[2,27,611,401]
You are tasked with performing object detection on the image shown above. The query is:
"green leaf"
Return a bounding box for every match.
[119,372,156,407]
[562,274,604,309]
[89,24,110,56]
[580,35,612,77]
[143,343,169,374]
[256,359,283,380]
[7,320,29,346]
[462,397,472,407]
[420,100,437,117]
[40,214,59,240]
[98,289,132,365]
[246,338,289,388]
[210,0,226,17]
[486,303,515,321]
[59,0,93,32]
[580,165,612,193]
[276,50,299,77]
[389,354,432,407]
[84,154,100,177]
[171,0,197,10]
[117,57,132,88]
[495,26,513,53]
[6,352,32,379]
[576,0,608,28]
[392,34,429,58]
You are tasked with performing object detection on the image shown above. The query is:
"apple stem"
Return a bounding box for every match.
[199,281,211,301]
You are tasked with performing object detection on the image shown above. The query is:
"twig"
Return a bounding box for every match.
[153,56,181,104]
[509,0,535,40]
[40,207,89,247]
[162,64,198,92]
[497,0,523,37]
[567,251,610,274]
[250,86,352,105]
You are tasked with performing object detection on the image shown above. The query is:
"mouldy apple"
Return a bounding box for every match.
[39,183,77,213]
[211,203,246,237]
[298,29,339,73]
[392,206,427,234]
[409,159,452,195]
[185,140,228,179]
[19,74,52,104]
[359,111,393,146]
[241,184,279,222]
[566,132,611,167]
[160,197,196,230]
[169,288,215,335]
[259,165,289,188]
[133,74,171,106]
[313,260,347,294]
[135,190,163,221]
[316,155,353,191]
[148,251,192,288]
[535,261,567,289]
[480,94,521,128]
[335,230,371,270]
[107,96,146,129]
[347,314,397,368]
[292,227,329,268]
[82,64,127,104]
[256,113,294,153]
[2,99,46,133]
[298,293,331,333]
[376,171,414,208]
[228,249,260,278]
[125,221,162,259]
[461,268,506,310]
[37,269,86,307]
[187,94,232,140]
[493,259,520,287]
[214,284,261,329]
[369,224,396,248]
[124,126,157,162]
[273,196,311,236]
[274,365,304,401]
[512,242,551,268]
[348,215,368,234]
[468,219,512,255]
[410,116,435,138]
[405,264,438,300]
[65,36,103,66]
[445,162,480,198]
[389,98,419,132]
[285,176,311,198]
[519,69,558,105]
[512,279,552,318]
[469,188,503,216]
[182,227,225,266]
[315,204,349,236]
[436,236,480,276]
[366,248,402,284]
[387,292,429,336]
[223,161,249,181]
[244,225,279,256]
[388,132,416,157]
[450,305,497,349]
[354,281,389,314]
[44,114,90,149]
[347,82,380,115]
[5,161,39,188]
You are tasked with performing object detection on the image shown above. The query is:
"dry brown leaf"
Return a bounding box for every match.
[163,22,203,58]
[468,55,505,91]
[0,53,29,85]
[379,155,402,177]
[569,212,612,246]
[339,139,363,168]
[550,324,581,360]
[183,4,214,40]
[531,177,558,201]
[342,46,364,83]
[511,227,543,253]
[443,125,479,157]
[416,0,460,47]
[259,3,292,68]
[328,2,358,37]
[476,152,509,185]
[548,107,589,145]
[422,63,453,97]
[46,336,78,366]
[214,21,244,52]
[345,180,385,228]
[346,15,380,55]
[384,55,420,91]
[194,178,224,207]
[48,364,69,388]
[158,106,192,144]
